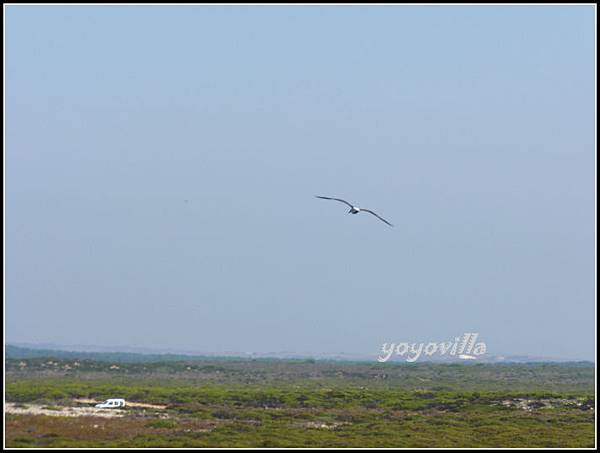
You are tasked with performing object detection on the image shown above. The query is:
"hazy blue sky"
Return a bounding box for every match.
[5,5,596,359]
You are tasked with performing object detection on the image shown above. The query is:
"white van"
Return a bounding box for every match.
[95,398,126,409]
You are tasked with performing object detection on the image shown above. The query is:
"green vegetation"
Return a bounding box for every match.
[5,355,595,448]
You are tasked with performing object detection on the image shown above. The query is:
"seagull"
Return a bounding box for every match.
[315,196,393,227]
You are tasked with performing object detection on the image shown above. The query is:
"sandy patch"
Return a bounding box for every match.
[5,403,126,418]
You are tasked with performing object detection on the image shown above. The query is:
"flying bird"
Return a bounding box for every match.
[315,196,393,227]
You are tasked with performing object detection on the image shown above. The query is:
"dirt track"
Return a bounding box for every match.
[73,399,167,410]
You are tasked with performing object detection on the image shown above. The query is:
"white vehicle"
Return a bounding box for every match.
[95,398,126,409]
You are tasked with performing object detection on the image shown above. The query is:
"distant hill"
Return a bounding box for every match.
[5,343,594,365]
[5,344,230,363]
[5,344,343,364]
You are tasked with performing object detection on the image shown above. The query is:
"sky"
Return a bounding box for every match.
[5,5,596,360]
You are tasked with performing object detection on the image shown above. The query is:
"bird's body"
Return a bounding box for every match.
[315,196,393,227]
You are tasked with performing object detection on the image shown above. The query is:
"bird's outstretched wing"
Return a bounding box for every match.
[315,196,354,208]
[361,209,394,227]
